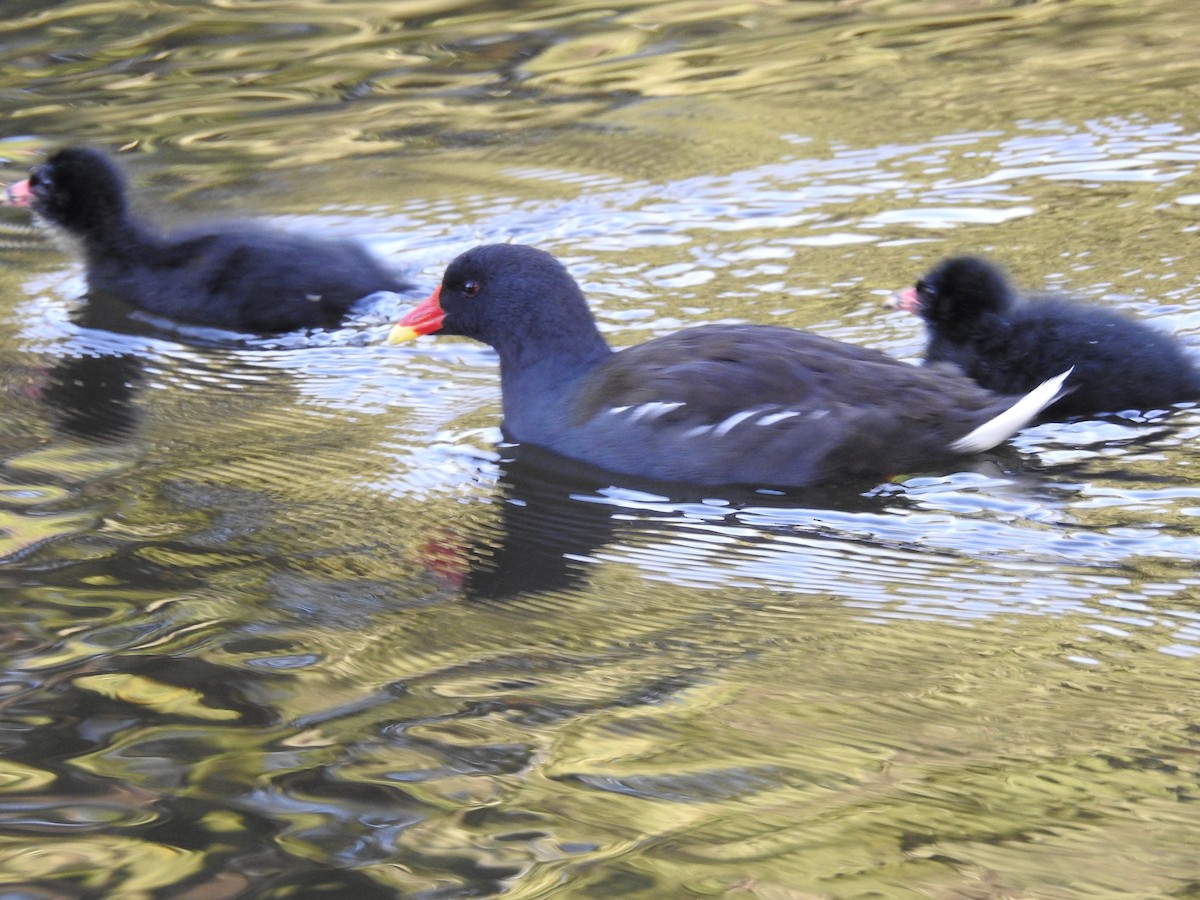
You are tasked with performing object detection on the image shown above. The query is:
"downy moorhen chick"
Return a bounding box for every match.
[3,146,410,333]
[388,244,1070,488]
[891,255,1200,417]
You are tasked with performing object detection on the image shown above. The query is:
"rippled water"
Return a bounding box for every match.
[2,1,1200,896]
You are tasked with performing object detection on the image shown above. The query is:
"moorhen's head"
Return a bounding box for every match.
[388,243,609,364]
[898,255,1015,331]
[4,146,129,238]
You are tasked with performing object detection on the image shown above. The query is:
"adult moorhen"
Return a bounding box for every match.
[388,244,1070,488]
[3,146,410,333]
[892,255,1200,416]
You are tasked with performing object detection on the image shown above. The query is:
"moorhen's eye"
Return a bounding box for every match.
[29,170,49,191]
[463,280,481,298]
[917,278,935,299]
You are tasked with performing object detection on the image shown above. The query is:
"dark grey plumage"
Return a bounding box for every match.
[903,255,1200,416]
[7,146,409,333]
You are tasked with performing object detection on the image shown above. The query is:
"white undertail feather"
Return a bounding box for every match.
[949,367,1074,454]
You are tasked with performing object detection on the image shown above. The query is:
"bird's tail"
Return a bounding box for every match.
[949,367,1074,454]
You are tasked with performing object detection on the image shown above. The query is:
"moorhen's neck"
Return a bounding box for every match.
[69,208,155,263]
[494,314,613,443]
[486,262,614,388]
[932,309,994,345]
[495,318,612,374]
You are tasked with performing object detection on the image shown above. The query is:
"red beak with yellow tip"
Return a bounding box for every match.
[388,285,446,344]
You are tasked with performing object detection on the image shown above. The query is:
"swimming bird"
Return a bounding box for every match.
[388,243,1070,488]
[3,146,410,333]
[891,255,1200,416]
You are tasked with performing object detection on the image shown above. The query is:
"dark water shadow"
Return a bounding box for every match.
[41,351,144,445]
[455,440,1037,602]
[34,292,152,445]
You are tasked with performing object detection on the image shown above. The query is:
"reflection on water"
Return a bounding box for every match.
[1,0,1200,896]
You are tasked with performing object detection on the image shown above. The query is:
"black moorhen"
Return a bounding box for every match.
[3,146,410,333]
[892,255,1200,416]
[388,244,1070,488]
